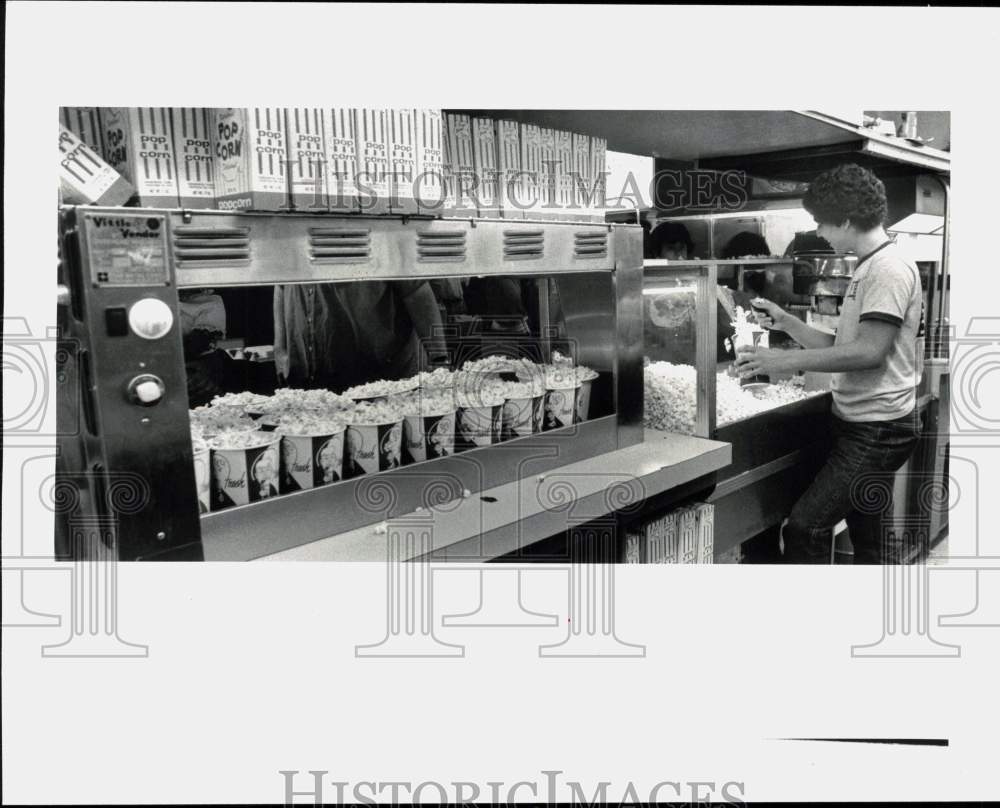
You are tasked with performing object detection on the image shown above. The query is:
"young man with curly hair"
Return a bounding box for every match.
[737,164,923,564]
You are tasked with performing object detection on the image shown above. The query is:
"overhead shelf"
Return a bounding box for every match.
[450,110,950,179]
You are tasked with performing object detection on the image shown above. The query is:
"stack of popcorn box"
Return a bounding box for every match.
[496,119,522,219]
[324,108,359,212]
[286,107,327,211]
[471,116,502,218]
[443,113,477,216]
[355,108,391,214]
[623,503,715,564]
[519,123,542,220]
[58,123,134,207]
[387,108,418,214]
[60,107,104,154]
[171,107,215,208]
[100,107,181,207]
[212,107,290,211]
[414,109,444,215]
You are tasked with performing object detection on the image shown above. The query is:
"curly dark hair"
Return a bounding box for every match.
[803,163,888,231]
[650,222,694,255]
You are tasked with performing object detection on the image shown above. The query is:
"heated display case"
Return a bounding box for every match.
[55,208,649,561]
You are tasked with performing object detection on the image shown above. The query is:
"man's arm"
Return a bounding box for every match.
[400,281,448,364]
[738,320,898,376]
[779,316,836,349]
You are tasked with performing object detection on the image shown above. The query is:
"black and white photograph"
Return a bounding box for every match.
[4,2,1000,806]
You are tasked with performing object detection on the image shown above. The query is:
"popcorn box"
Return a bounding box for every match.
[443,113,476,216]
[355,108,391,214]
[210,435,281,511]
[471,117,502,218]
[387,108,418,214]
[624,529,642,564]
[193,447,211,515]
[100,107,180,207]
[536,127,558,219]
[590,136,608,219]
[323,108,360,212]
[286,107,328,211]
[404,411,456,463]
[532,394,545,433]
[571,133,593,219]
[212,108,289,211]
[414,109,445,215]
[60,107,103,154]
[344,420,403,477]
[553,129,576,220]
[58,125,134,207]
[171,108,215,208]
[279,429,345,492]
[695,502,715,564]
[496,119,523,219]
[678,506,700,564]
[519,123,542,220]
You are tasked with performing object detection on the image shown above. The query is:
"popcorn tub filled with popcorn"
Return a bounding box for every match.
[275,415,347,492]
[400,390,456,463]
[192,436,211,515]
[344,401,406,477]
[496,380,539,441]
[543,368,580,431]
[454,385,506,450]
[208,431,282,511]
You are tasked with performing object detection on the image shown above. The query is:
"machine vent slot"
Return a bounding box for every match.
[417,230,466,262]
[503,230,544,260]
[78,349,98,438]
[308,228,372,263]
[173,226,251,266]
[574,231,608,258]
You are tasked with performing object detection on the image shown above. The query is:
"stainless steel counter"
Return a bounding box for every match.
[258,430,731,562]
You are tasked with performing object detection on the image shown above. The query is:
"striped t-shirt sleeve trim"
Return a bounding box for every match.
[859,311,904,327]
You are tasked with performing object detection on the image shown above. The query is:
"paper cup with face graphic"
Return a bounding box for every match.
[209,432,281,511]
[192,443,211,515]
[542,379,580,431]
[279,425,345,492]
[345,420,404,477]
[498,379,539,440]
[574,367,598,423]
[404,411,456,463]
[532,395,545,433]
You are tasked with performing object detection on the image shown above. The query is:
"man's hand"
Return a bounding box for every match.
[735,346,797,378]
[750,297,794,331]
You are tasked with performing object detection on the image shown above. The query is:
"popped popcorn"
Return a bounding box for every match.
[273,414,347,436]
[344,378,417,400]
[642,361,825,435]
[208,430,277,450]
[416,368,456,389]
[189,405,257,436]
[454,384,506,409]
[349,399,407,425]
[210,391,272,411]
[399,389,456,417]
[461,355,520,374]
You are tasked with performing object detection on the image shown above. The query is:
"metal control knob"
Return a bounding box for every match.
[127,374,165,406]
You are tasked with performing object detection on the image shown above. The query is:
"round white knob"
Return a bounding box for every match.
[128,298,174,340]
[135,380,162,404]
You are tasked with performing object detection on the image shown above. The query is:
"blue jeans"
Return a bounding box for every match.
[783,408,921,564]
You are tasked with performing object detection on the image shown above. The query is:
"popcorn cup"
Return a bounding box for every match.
[575,378,595,424]
[737,329,771,389]
[210,434,281,512]
[193,447,211,515]
[279,429,345,492]
[543,383,579,431]
[344,420,404,478]
[456,404,503,450]
[404,411,456,463]
[501,396,535,440]
[532,395,545,433]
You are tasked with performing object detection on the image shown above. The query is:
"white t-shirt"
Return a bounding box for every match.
[831,242,923,422]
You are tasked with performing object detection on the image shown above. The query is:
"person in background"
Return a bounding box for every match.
[179,289,229,407]
[717,232,772,361]
[641,216,656,259]
[650,221,695,260]
[737,164,922,564]
[784,230,835,256]
[273,280,448,393]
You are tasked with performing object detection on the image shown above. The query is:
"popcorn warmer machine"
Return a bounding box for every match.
[641,260,833,556]
[55,208,644,561]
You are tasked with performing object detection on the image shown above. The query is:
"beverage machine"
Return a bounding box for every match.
[55,207,644,561]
